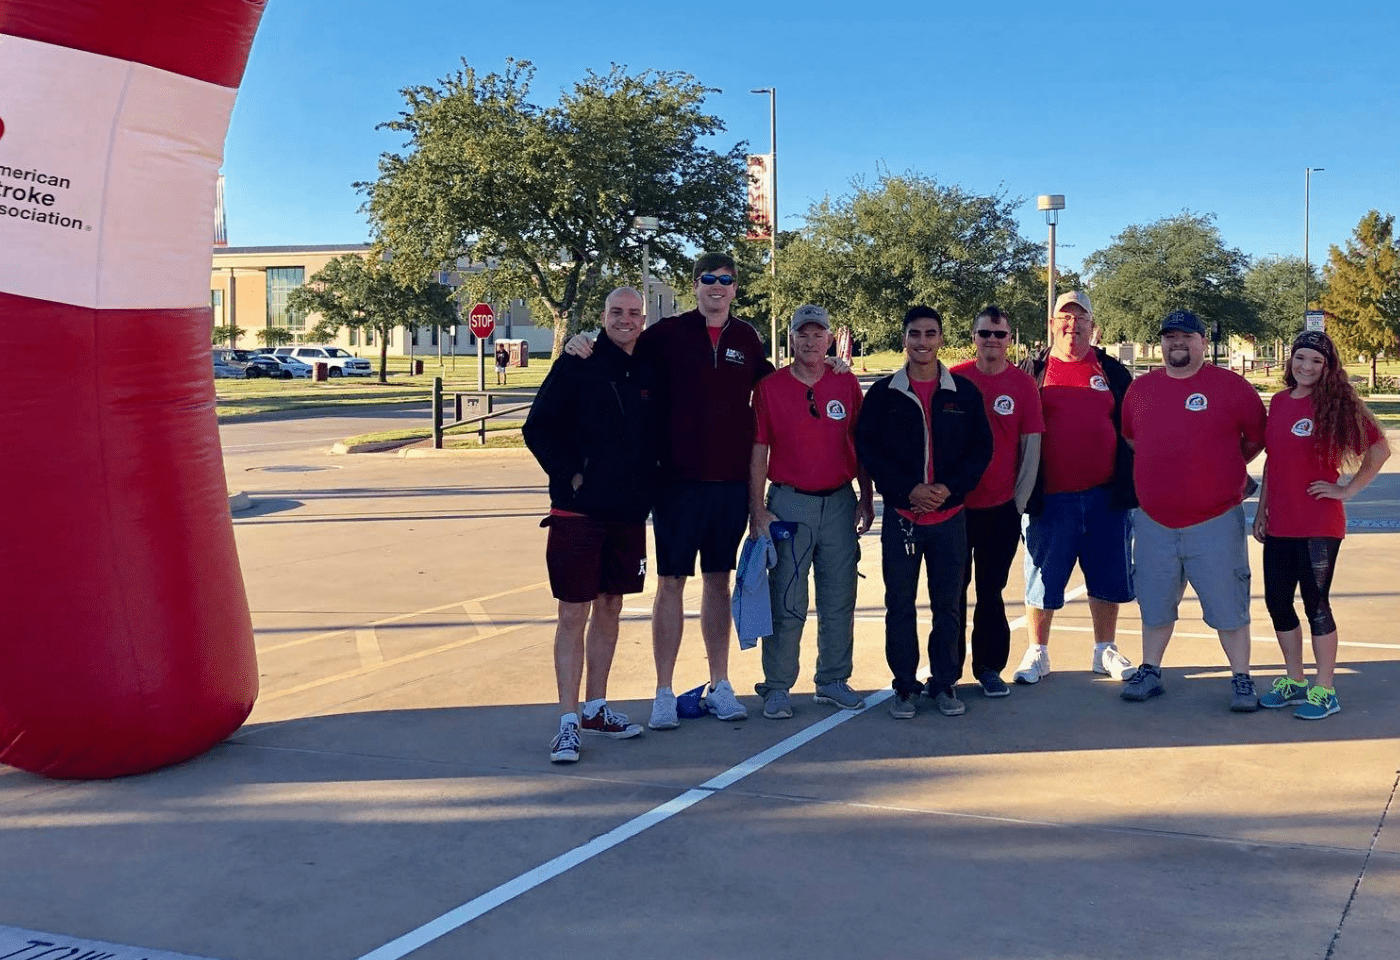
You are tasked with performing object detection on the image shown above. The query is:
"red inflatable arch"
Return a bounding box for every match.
[0,0,267,777]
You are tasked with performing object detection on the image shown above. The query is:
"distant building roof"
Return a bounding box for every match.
[213,244,372,255]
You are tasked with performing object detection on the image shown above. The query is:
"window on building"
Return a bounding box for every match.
[348,328,358,346]
[266,267,306,331]
[211,290,224,326]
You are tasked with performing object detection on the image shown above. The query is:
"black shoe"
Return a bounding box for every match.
[976,670,1010,698]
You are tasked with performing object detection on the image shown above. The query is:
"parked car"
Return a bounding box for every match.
[213,358,246,379]
[246,355,313,379]
[273,345,374,377]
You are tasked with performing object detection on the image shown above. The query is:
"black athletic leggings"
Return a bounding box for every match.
[1263,536,1341,636]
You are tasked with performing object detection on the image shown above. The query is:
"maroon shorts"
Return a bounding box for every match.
[544,515,647,603]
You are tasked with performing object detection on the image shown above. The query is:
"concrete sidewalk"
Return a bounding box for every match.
[2,446,1397,960]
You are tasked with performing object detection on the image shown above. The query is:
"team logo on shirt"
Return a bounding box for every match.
[1291,418,1314,437]
[724,348,746,364]
[1185,393,1208,411]
[825,399,847,420]
[638,558,647,576]
[993,395,1015,415]
[1089,375,1109,391]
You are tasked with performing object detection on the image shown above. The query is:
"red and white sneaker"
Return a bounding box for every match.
[581,704,643,739]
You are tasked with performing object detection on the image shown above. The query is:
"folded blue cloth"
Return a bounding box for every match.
[732,534,778,649]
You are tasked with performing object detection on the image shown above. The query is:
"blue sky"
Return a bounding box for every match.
[223,0,1399,275]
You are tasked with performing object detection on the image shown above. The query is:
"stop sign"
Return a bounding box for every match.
[468,302,495,339]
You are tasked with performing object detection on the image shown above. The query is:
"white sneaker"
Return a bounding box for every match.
[704,679,749,721]
[648,691,679,730]
[1093,644,1135,681]
[1013,646,1051,685]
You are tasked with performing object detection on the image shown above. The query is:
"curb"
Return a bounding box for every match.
[228,490,254,513]
[399,445,534,459]
[331,438,426,455]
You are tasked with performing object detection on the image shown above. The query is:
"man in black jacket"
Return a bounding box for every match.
[855,306,993,719]
[1011,291,1137,687]
[523,287,658,764]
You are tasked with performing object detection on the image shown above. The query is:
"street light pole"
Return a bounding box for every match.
[633,216,659,324]
[1037,195,1065,348]
[752,87,778,365]
[1304,167,1324,324]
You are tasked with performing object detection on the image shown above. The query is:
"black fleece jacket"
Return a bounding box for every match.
[855,363,993,514]
[1019,346,1137,514]
[523,331,659,523]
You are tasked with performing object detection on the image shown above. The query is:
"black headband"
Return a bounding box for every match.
[1292,330,1336,362]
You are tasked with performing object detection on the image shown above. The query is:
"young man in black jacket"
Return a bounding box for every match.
[856,306,993,719]
[523,287,659,763]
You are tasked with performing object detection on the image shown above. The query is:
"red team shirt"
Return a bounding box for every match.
[894,375,960,526]
[1263,390,1383,540]
[754,367,863,492]
[1039,354,1118,494]
[952,361,1045,509]
[1122,364,1267,529]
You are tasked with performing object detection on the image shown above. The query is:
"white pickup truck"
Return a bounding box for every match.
[273,346,374,377]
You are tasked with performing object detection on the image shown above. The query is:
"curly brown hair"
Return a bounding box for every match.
[1284,331,1384,471]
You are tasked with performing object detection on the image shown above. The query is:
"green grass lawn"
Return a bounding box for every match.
[216,356,555,421]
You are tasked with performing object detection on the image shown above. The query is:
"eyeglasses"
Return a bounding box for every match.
[806,387,819,419]
[698,274,736,286]
[975,329,1009,340]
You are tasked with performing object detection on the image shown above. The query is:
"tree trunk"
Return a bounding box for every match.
[379,332,390,384]
[550,310,572,359]
[1371,353,1378,391]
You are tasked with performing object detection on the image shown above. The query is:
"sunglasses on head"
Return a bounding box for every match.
[698,273,736,286]
[976,329,1009,340]
[806,387,819,419]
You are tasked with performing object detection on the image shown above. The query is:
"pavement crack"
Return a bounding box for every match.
[1325,766,1400,960]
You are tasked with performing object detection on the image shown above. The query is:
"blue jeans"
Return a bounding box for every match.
[1023,486,1134,609]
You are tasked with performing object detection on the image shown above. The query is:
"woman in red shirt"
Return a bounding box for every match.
[1253,331,1390,719]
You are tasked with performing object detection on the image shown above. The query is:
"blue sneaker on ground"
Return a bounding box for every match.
[1259,676,1309,709]
[1121,664,1164,701]
[1295,685,1341,720]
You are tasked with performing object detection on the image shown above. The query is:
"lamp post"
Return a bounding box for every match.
[1304,167,1324,324]
[1037,195,1065,346]
[751,87,778,365]
[632,216,659,324]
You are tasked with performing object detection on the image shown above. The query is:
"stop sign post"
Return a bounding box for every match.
[470,303,495,390]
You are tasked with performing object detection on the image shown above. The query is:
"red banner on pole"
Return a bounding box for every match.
[746,154,773,241]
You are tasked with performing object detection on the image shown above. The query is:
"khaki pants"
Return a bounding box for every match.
[755,483,860,695]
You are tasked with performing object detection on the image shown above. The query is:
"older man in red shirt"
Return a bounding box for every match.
[749,305,874,720]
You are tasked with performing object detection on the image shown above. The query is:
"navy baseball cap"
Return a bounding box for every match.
[1160,310,1206,336]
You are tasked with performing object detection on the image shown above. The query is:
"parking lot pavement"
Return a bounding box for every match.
[2,447,1397,960]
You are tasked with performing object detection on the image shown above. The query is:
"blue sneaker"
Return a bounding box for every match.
[1295,685,1341,720]
[1121,664,1164,701]
[1259,677,1309,709]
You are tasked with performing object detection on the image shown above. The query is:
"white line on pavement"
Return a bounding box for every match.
[354,584,1089,959]
[1048,624,1400,650]
[354,628,383,667]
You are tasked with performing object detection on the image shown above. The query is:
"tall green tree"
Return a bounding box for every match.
[1319,210,1400,388]
[1244,255,1323,351]
[360,60,747,357]
[1084,212,1258,345]
[768,171,1041,350]
[287,254,457,383]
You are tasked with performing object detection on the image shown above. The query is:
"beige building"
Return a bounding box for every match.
[210,245,684,357]
[209,244,552,357]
